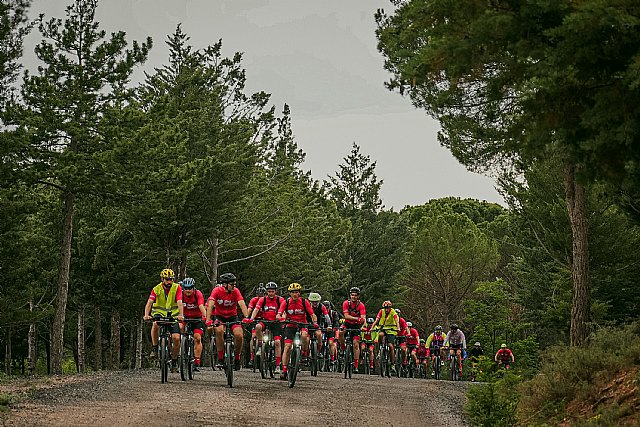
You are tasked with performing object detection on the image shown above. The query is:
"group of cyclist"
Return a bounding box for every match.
[144,268,515,380]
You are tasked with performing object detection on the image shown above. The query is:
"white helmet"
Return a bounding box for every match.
[308,292,322,302]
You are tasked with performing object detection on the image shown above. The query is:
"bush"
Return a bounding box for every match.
[466,373,520,427]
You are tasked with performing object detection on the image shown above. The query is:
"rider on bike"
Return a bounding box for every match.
[250,281,285,374]
[360,317,377,371]
[308,292,332,355]
[247,284,266,368]
[277,282,318,380]
[143,268,185,373]
[339,287,366,372]
[470,341,484,381]
[443,323,467,375]
[415,339,429,375]
[426,325,447,374]
[323,300,341,364]
[495,343,515,369]
[205,272,251,371]
[395,309,410,370]
[179,277,206,371]
[369,300,400,374]
[405,321,420,368]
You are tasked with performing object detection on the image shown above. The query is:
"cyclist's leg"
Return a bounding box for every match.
[352,331,361,369]
[232,324,244,362]
[315,329,323,352]
[151,322,160,345]
[194,331,203,360]
[301,329,310,355]
[214,324,225,362]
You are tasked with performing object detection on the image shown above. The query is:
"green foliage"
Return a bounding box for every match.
[466,373,520,427]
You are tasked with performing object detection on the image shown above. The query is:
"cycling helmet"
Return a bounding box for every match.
[219,272,237,284]
[420,339,425,344]
[382,300,392,308]
[501,343,507,348]
[349,287,360,294]
[265,281,278,289]
[160,268,175,279]
[395,309,402,315]
[435,325,443,332]
[407,321,413,327]
[308,292,322,302]
[182,277,196,289]
[256,285,266,295]
[339,318,345,325]
[322,301,332,310]
[474,342,481,347]
[367,317,374,324]
[451,323,459,330]
[288,282,302,292]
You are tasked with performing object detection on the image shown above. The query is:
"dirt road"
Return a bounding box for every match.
[3,368,469,427]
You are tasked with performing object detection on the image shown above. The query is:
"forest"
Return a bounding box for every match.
[1,1,640,424]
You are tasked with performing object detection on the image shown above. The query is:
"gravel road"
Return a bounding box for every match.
[3,368,470,427]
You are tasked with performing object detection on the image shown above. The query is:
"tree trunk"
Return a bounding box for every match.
[77,306,86,374]
[28,301,37,375]
[5,327,11,375]
[51,190,74,375]
[110,310,120,370]
[94,306,102,370]
[210,236,219,287]
[564,163,591,346]
[135,317,143,369]
[128,321,135,369]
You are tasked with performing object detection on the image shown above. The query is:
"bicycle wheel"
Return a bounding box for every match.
[310,340,318,377]
[252,337,257,373]
[180,336,188,381]
[225,340,234,387]
[379,345,386,378]
[344,342,351,379]
[159,335,168,384]
[209,335,216,371]
[435,355,441,380]
[259,341,268,379]
[187,336,195,380]
[288,346,300,388]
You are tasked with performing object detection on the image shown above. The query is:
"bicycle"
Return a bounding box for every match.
[179,318,201,381]
[343,328,358,379]
[448,346,464,381]
[407,351,417,379]
[214,320,242,387]
[360,341,374,375]
[320,332,331,372]
[283,320,307,388]
[417,356,428,379]
[431,345,442,380]
[308,325,322,377]
[258,320,278,379]
[148,314,177,384]
[375,327,394,378]
[208,327,217,371]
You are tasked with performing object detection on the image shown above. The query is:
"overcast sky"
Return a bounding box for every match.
[25,0,504,210]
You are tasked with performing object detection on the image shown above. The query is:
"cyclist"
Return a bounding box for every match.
[360,317,377,372]
[180,277,206,371]
[339,287,366,372]
[425,325,447,375]
[251,281,285,374]
[470,341,484,381]
[370,300,400,374]
[308,292,331,355]
[405,321,420,370]
[415,339,429,375]
[443,323,467,375]
[323,300,341,364]
[277,282,318,380]
[395,309,410,370]
[205,272,251,371]
[247,284,267,368]
[143,268,185,373]
[495,343,515,369]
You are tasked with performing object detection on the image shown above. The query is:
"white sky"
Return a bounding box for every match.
[24,0,504,210]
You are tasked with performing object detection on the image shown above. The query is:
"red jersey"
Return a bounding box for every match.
[496,348,514,362]
[182,290,204,319]
[278,297,314,323]
[398,317,408,336]
[362,325,373,341]
[342,300,366,326]
[149,284,183,302]
[248,296,262,317]
[255,295,284,321]
[416,346,428,358]
[406,327,419,345]
[208,286,244,318]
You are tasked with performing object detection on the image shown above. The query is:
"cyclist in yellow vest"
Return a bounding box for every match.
[143,268,184,373]
[369,300,400,374]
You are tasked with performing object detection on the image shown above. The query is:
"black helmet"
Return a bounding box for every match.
[219,273,237,284]
[349,287,360,294]
[256,285,266,295]
[265,281,278,289]
[451,323,459,330]
[322,300,332,310]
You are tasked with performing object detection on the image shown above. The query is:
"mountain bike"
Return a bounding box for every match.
[149,314,177,384]
[407,350,417,379]
[179,318,201,381]
[360,341,374,375]
[284,321,307,388]
[375,327,394,378]
[258,320,277,379]
[215,320,242,387]
[308,325,321,377]
[320,331,331,372]
[417,356,428,379]
[448,347,463,381]
[343,328,358,379]
[208,327,217,371]
[431,345,442,380]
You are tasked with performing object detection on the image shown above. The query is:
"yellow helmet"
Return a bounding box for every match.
[288,282,302,292]
[160,268,175,279]
[339,318,345,325]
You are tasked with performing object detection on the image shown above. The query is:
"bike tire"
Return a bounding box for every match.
[180,337,188,381]
[160,335,168,384]
[435,355,441,380]
[344,342,351,379]
[380,345,386,378]
[252,337,257,373]
[188,337,195,380]
[225,341,234,388]
[259,341,267,379]
[209,335,216,371]
[288,346,300,388]
[310,340,318,377]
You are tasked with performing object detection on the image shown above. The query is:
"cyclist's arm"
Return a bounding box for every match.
[494,350,500,362]
[425,334,433,348]
[237,299,250,318]
[143,298,153,319]
[510,350,515,362]
[460,332,467,349]
[205,299,214,320]
[443,332,451,347]
[394,314,400,331]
